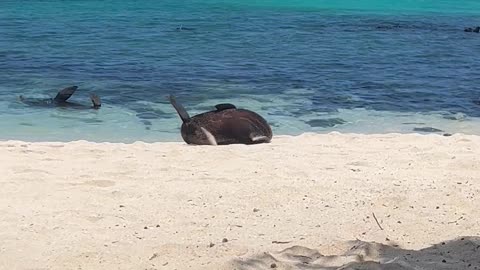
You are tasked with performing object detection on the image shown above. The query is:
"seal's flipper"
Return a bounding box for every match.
[200,127,218,146]
[90,93,101,109]
[54,86,78,102]
[250,135,271,144]
[169,95,190,123]
[215,103,236,111]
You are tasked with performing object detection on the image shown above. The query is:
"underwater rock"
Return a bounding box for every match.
[140,120,152,126]
[376,24,403,30]
[443,113,466,121]
[136,112,162,120]
[80,118,103,124]
[464,26,480,33]
[134,108,173,120]
[306,118,346,128]
[402,122,426,125]
[413,127,444,133]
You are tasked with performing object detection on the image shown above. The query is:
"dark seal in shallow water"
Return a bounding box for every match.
[169,95,272,145]
[19,86,101,109]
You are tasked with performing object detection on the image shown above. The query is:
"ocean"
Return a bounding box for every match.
[1,0,480,142]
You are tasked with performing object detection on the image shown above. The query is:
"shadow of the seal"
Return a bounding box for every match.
[227,236,480,270]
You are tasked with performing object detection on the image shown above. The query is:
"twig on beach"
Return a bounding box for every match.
[372,212,384,230]
[447,216,464,224]
[149,253,159,260]
[272,240,291,244]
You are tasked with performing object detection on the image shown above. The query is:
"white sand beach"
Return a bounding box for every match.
[0,133,479,270]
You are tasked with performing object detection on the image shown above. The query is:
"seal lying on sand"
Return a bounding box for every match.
[169,95,272,145]
[19,86,101,109]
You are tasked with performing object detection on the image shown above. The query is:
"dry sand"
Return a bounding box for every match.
[0,133,479,270]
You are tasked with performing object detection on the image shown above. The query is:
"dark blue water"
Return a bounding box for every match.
[1,1,480,142]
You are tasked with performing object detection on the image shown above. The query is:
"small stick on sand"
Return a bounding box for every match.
[372,212,384,230]
[272,240,291,244]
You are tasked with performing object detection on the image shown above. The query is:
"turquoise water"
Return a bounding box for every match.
[1,1,480,142]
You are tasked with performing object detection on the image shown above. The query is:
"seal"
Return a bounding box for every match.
[19,86,101,109]
[169,95,272,145]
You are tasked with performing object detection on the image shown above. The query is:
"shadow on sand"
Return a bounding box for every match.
[228,236,480,270]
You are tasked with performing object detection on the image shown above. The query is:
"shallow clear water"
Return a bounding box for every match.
[1,0,480,142]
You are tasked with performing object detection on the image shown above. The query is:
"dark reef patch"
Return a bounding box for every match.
[306,118,346,128]
[413,127,444,133]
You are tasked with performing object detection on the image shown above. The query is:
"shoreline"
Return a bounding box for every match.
[1,133,479,269]
[1,131,479,144]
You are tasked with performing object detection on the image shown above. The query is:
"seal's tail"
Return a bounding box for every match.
[90,93,101,109]
[169,95,190,123]
[54,86,78,102]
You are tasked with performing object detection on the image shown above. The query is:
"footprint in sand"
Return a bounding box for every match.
[80,180,116,187]
[0,144,16,148]
[85,216,104,222]
[42,157,60,161]
[346,161,371,167]
[47,144,65,148]
[12,167,51,175]
[20,149,47,154]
